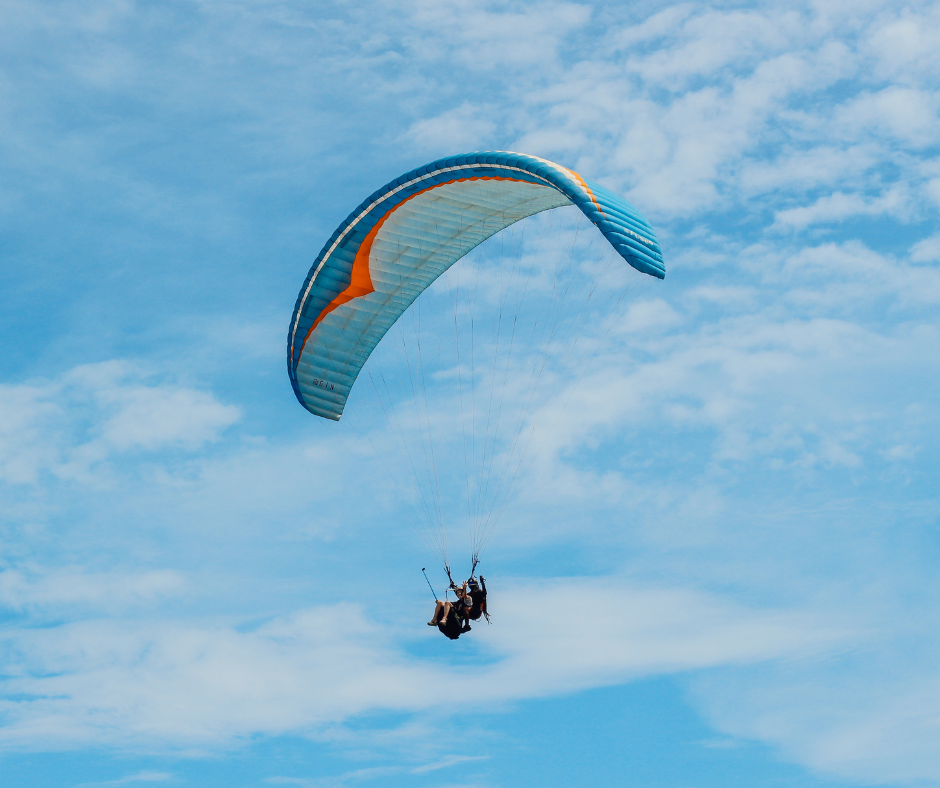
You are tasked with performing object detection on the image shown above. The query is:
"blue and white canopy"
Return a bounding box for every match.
[288,151,664,420]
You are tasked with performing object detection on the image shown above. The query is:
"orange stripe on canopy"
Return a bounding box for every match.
[570,169,604,215]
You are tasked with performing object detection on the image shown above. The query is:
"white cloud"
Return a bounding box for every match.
[883,443,918,461]
[265,765,401,787]
[619,9,803,88]
[866,7,940,84]
[404,103,497,152]
[474,578,839,695]
[0,577,836,750]
[0,568,186,612]
[404,0,592,70]
[779,241,940,307]
[507,12,862,214]
[0,362,240,485]
[911,233,940,263]
[610,4,696,50]
[926,178,940,208]
[97,386,239,452]
[80,771,174,786]
[616,298,683,333]
[694,654,940,784]
[685,285,759,308]
[410,754,489,774]
[772,187,910,230]
[832,87,940,147]
[513,307,934,485]
[738,145,881,197]
[0,384,63,484]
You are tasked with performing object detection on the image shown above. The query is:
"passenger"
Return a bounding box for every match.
[428,582,472,639]
[452,581,474,632]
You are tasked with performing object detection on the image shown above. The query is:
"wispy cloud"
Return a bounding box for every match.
[79,772,174,786]
[0,579,837,749]
[265,766,402,787]
[771,188,911,231]
[0,568,186,613]
[411,754,490,774]
[0,361,240,486]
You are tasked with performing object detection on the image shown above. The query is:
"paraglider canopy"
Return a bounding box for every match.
[287,151,664,421]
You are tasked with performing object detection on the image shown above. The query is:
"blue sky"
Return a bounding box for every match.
[2,0,940,786]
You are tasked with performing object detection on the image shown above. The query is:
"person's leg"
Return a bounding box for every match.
[438,601,453,624]
[428,600,445,625]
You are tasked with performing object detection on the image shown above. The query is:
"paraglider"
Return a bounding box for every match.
[467,576,488,624]
[287,151,664,636]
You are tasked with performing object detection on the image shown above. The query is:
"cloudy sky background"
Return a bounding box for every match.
[2,0,940,785]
